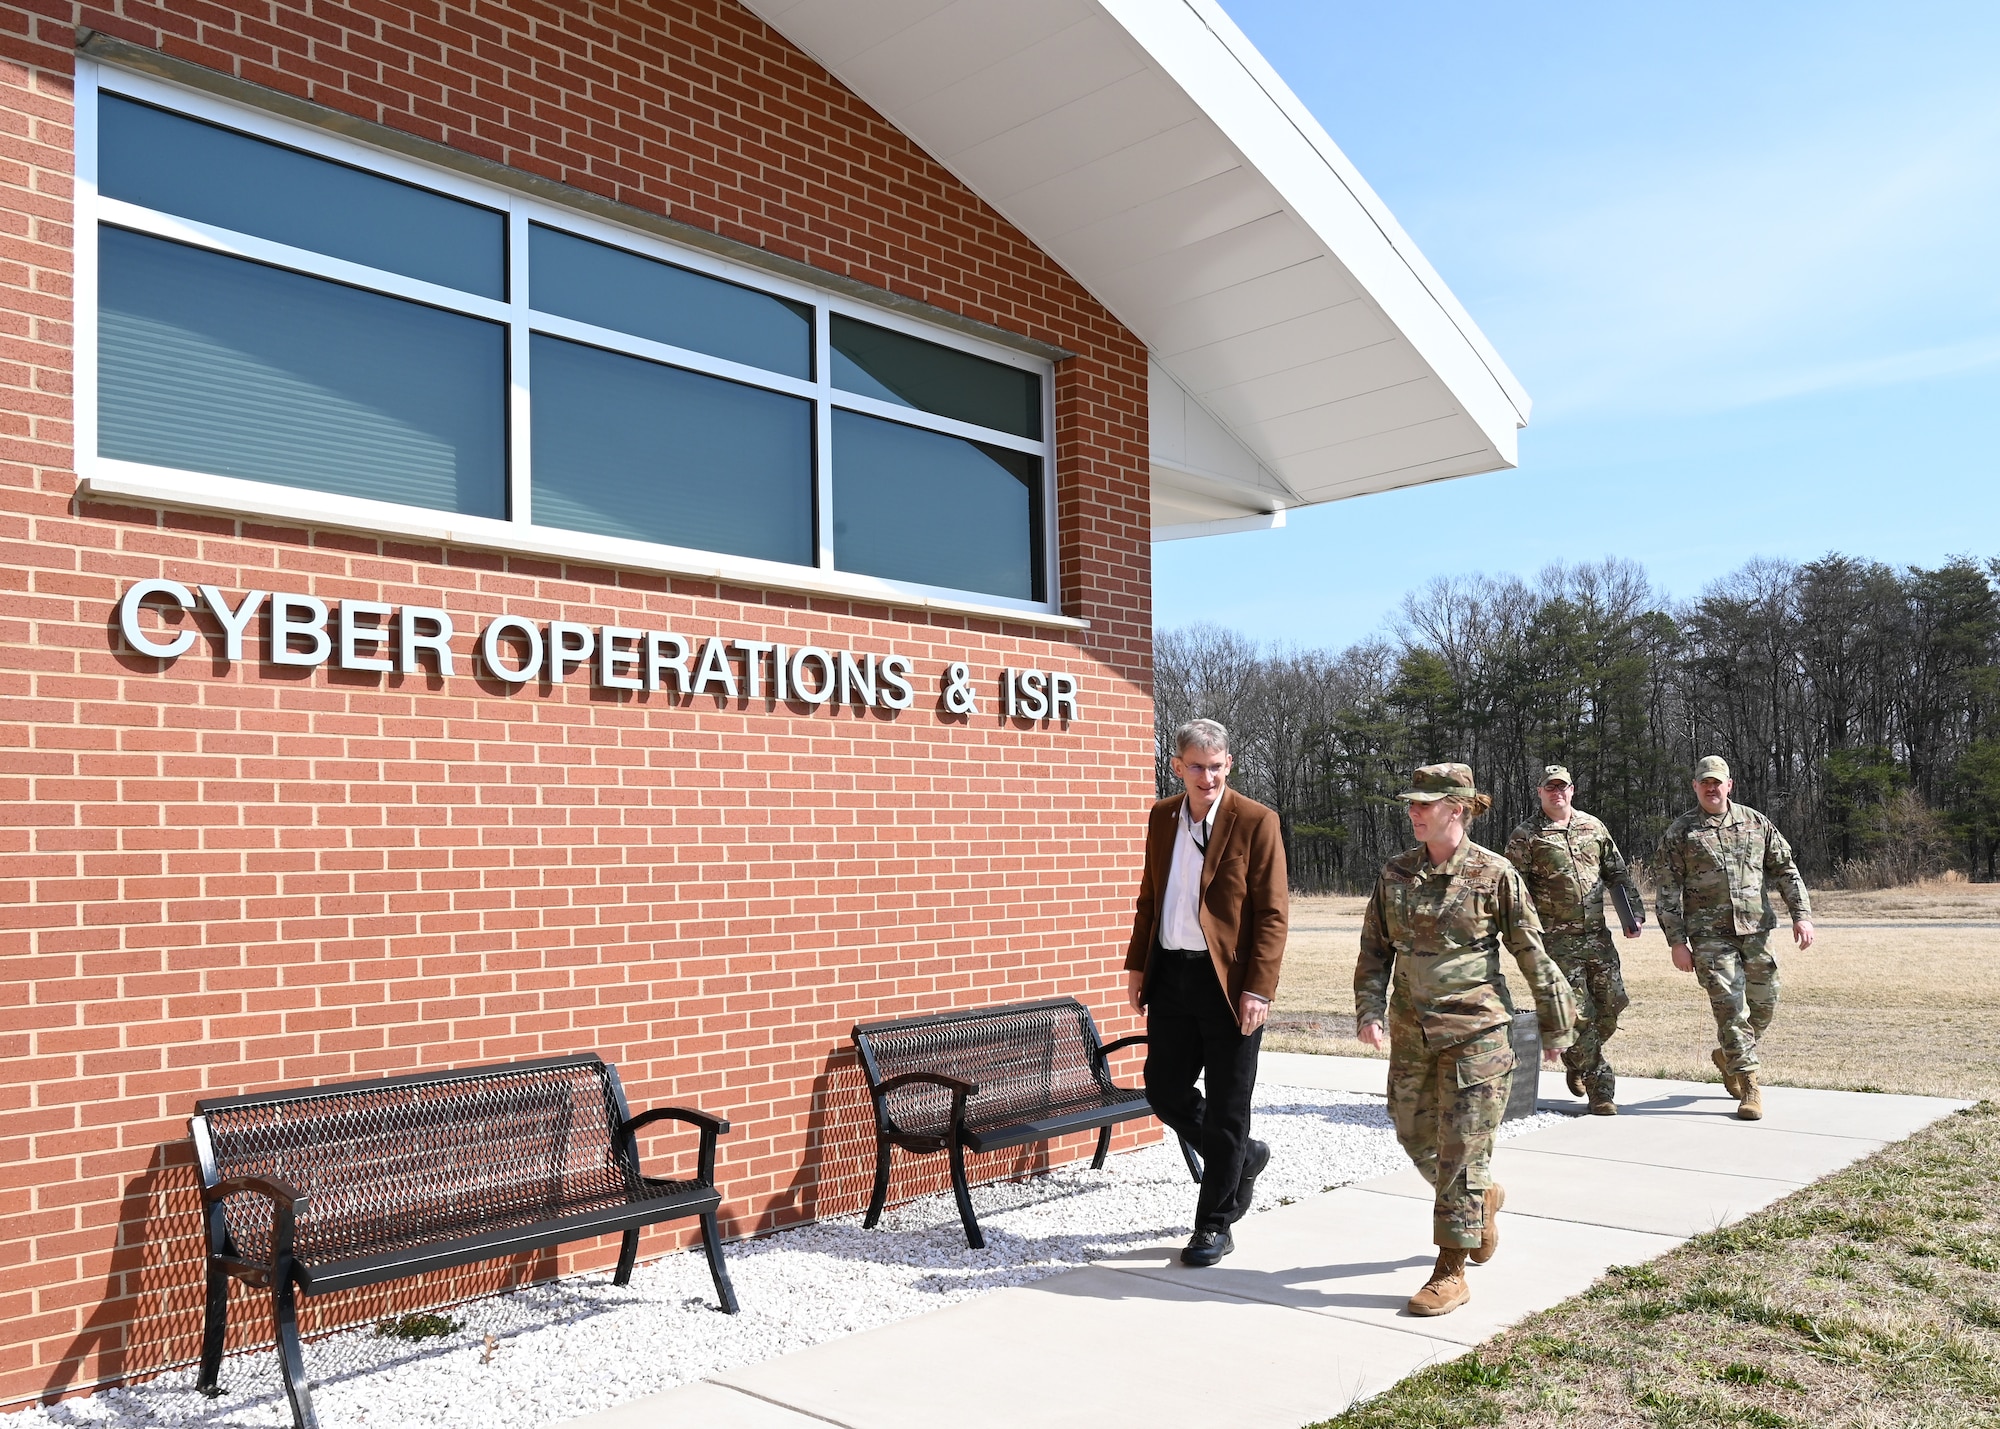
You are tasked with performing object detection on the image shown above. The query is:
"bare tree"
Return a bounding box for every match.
[1152,623,1261,797]
[1157,549,2000,890]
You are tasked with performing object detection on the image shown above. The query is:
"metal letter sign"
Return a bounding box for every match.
[110,581,1082,724]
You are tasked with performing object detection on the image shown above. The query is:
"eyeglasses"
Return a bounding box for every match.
[1541,782,1570,791]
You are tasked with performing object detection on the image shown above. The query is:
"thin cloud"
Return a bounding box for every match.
[1463,95,2000,420]
[1704,333,2000,410]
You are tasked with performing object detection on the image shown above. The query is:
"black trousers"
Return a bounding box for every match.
[1143,947,1263,1233]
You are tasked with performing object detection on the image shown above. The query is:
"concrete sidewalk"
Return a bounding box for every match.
[558,1055,1969,1429]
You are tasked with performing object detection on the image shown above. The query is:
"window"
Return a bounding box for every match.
[98,95,506,297]
[831,315,1039,438]
[99,228,508,518]
[82,69,1057,613]
[832,411,1041,601]
[529,224,812,379]
[529,335,814,565]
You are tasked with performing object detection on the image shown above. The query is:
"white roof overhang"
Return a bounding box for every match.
[739,0,1530,541]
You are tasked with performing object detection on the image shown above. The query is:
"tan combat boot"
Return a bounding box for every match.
[1712,1048,1744,1099]
[1407,1247,1471,1316]
[1469,1185,1504,1265]
[1736,1070,1763,1121]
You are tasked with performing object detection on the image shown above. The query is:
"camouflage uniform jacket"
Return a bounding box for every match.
[1656,801,1812,944]
[1355,838,1577,1051]
[1502,809,1645,936]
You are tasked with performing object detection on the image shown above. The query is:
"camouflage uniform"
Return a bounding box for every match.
[1357,809,1577,1250]
[1503,807,1643,1105]
[1657,800,1811,1075]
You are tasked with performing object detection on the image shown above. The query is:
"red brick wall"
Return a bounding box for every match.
[0,0,1154,1406]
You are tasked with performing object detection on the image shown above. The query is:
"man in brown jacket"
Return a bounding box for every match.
[1125,717,1290,1266]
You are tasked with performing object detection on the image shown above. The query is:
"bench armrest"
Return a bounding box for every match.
[869,1071,976,1143]
[619,1106,732,1186]
[620,1106,731,1138]
[1094,1035,1147,1060]
[1092,1034,1147,1093]
[203,1175,307,1264]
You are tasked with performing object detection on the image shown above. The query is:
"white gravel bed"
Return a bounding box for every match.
[27,1086,1562,1429]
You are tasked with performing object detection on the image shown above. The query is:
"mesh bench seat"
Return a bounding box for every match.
[851,997,1197,1249]
[188,1055,736,1429]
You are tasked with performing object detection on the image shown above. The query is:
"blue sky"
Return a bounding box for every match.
[1154,1,2000,649]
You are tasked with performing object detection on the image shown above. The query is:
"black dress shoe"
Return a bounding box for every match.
[1230,1139,1271,1222]
[1181,1228,1234,1267]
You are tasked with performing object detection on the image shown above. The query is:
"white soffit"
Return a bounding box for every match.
[738,0,1531,535]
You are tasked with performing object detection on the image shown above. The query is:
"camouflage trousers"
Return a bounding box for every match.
[1690,931,1780,1074]
[1386,1015,1516,1249]
[1546,931,1629,1103]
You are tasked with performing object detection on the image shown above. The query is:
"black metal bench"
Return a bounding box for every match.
[188,1054,737,1429]
[851,996,1196,1249]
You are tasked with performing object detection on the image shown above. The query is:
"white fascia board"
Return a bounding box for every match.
[1173,0,1530,428]
[1153,510,1286,542]
[1100,0,1528,450]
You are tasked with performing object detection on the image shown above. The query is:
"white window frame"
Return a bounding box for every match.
[73,58,1074,626]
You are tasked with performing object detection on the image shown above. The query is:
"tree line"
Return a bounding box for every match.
[1156,554,2000,892]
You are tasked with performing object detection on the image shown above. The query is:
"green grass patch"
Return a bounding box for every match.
[1633,1384,1795,1427]
[1896,1261,1942,1292]
[1304,1101,2000,1429]
[1606,1262,1667,1290]
[1714,1361,1800,1391]
[1966,1298,2000,1330]
[1435,1357,1516,1390]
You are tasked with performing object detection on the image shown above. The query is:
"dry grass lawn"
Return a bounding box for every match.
[1309,1099,2000,1429]
[1267,878,2000,1102]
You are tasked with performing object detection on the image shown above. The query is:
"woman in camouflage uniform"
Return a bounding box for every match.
[1355,764,1576,1317]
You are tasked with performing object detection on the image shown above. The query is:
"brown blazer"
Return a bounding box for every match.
[1123,786,1290,1003]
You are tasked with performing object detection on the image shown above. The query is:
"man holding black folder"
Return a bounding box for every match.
[1503,766,1645,1115]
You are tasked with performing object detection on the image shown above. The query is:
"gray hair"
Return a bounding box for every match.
[1174,718,1230,756]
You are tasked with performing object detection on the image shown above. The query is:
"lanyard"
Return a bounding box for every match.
[1185,799,1212,856]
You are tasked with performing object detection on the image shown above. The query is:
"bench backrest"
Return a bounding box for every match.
[190,1055,633,1261]
[851,998,1117,1133]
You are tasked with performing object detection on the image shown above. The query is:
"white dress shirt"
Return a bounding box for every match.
[1159,791,1222,951]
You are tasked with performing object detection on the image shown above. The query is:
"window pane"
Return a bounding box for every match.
[832,409,1041,601]
[531,335,813,566]
[830,315,1039,438]
[529,225,813,379]
[97,95,506,298]
[98,228,507,519]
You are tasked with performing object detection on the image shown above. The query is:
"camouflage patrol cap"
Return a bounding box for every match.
[1398,763,1481,803]
[1693,755,1731,781]
[1541,765,1573,787]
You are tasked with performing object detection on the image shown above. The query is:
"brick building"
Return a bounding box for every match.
[0,0,1528,1408]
